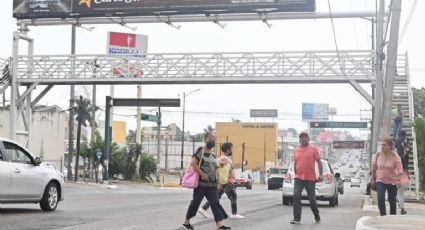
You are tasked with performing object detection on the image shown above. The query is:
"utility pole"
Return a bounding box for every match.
[156,107,161,182]
[263,134,266,184]
[67,24,76,181]
[136,85,142,177]
[371,0,385,156]
[90,59,98,180]
[241,142,246,172]
[180,91,186,170]
[165,138,169,173]
[180,89,200,170]
[380,0,402,138]
[104,96,112,183]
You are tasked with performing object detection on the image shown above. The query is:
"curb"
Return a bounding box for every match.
[73,181,119,189]
[356,215,425,230]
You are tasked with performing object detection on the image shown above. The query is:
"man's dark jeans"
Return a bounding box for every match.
[293,179,320,221]
[376,182,398,216]
[186,186,228,223]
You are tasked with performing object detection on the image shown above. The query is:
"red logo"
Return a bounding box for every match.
[109,32,136,48]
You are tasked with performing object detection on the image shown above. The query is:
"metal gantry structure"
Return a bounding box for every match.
[14,51,375,85]
[2,1,420,195]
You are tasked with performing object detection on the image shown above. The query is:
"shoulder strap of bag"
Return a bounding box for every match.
[198,148,204,168]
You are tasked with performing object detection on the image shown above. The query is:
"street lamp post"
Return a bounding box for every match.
[180,89,200,170]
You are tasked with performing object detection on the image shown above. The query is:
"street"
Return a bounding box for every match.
[0,182,365,230]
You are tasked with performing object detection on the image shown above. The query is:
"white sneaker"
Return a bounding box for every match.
[230,214,245,219]
[198,209,211,218]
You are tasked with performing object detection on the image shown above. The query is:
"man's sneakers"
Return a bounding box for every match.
[315,216,321,224]
[290,219,300,225]
[198,209,211,218]
[230,214,245,219]
[217,226,231,229]
[182,223,194,230]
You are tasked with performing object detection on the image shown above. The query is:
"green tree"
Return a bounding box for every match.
[126,130,137,144]
[139,154,157,182]
[108,143,142,180]
[286,128,298,137]
[412,87,425,117]
[203,125,215,135]
[414,118,425,187]
[74,96,94,182]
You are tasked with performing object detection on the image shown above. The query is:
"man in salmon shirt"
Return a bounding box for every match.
[290,132,323,225]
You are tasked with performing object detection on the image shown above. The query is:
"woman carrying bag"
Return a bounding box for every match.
[182,133,230,230]
[371,138,404,216]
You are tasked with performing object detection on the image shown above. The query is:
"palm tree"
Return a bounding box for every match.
[74,96,93,182]
[203,125,215,135]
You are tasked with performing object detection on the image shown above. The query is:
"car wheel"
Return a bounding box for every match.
[40,182,59,211]
[247,185,252,190]
[268,185,273,190]
[329,196,336,207]
[282,197,290,205]
[335,195,339,206]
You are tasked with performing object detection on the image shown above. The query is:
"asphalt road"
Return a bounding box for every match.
[0,182,365,230]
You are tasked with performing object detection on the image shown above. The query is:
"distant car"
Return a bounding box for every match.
[267,166,288,190]
[282,160,340,207]
[350,178,361,188]
[235,172,252,189]
[0,138,65,211]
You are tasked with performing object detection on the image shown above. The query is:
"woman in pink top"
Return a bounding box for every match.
[371,138,403,216]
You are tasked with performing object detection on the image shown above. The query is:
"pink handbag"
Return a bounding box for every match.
[182,150,203,189]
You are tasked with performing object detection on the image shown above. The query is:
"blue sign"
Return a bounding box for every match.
[302,103,329,121]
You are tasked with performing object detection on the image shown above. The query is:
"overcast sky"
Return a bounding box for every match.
[1,0,424,136]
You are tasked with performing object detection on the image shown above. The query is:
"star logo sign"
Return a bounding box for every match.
[79,0,91,8]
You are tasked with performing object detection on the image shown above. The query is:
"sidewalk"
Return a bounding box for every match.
[357,192,425,230]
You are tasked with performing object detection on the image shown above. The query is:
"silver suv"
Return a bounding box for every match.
[0,138,64,211]
[282,159,340,207]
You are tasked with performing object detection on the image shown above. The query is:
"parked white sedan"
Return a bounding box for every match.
[0,138,64,211]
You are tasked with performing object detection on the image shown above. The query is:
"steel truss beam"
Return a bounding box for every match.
[20,11,384,26]
[15,50,376,85]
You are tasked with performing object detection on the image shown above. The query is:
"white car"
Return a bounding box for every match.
[282,159,340,207]
[0,138,64,211]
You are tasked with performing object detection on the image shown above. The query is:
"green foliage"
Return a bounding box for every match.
[414,118,425,186]
[286,128,298,137]
[139,154,157,182]
[412,87,425,118]
[109,144,141,180]
[203,125,215,135]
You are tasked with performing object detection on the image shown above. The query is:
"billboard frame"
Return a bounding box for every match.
[13,0,316,20]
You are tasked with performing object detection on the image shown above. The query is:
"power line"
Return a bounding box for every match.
[399,0,419,44]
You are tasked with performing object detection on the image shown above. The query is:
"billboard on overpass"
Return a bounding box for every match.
[14,0,316,19]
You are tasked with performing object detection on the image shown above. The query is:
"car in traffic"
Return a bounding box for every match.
[267,166,288,190]
[235,171,252,189]
[350,178,361,188]
[0,138,65,211]
[282,159,340,207]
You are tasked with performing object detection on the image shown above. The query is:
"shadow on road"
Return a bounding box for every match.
[0,208,43,215]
